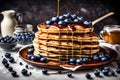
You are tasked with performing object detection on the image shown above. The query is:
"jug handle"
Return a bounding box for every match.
[16,13,23,24]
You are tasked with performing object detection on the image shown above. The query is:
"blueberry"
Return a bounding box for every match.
[69,58,76,64]
[85,73,91,79]
[101,56,108,62]
[116,68,120,74]
[71,14,77,20]
[40,57,48,62]
[110,71,116,76]
[21,69,28,76]
[9,57,15,63]
[76,58,83,65]
[28,48,34,54]
[2,58,8,64]
[29,45,34,49]
[82,58,89,63]
[31,55,39,61]
[74,19,79,23]
[103,67,110,72]
[83,21,92,26]
[64,13,71,18]
[93,55,99,61]
[58,21,67,26]
[59,16,66,21]
[51,17,59,23]
[27,54,33,59]
[4,63,9,68]
[102,69,109,76]
[94,70,100,76]
[19,62,23,65]
[64,19,72,23]
[42,68,48,74]
[78,17,84,22]
[5,53,11,58]
[8,66,13,72]
[67,72,72,77]
[11,70,18,77]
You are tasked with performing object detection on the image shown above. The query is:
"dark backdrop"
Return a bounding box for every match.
[0,0,120,34]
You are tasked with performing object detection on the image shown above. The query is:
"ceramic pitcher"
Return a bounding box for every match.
[0,10,22,37]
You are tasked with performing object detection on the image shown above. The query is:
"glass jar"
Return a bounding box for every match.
[13,24,35,45]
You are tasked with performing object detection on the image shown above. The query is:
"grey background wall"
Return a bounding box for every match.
[0,0,120,34]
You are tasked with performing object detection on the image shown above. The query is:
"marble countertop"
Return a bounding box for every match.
[0,43,120,80]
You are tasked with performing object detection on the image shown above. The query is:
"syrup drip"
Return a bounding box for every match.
[46,30,49,58]
[57,0,60,16]
[90,35,92,58]
[66,28,69,62]
[57,28,61,63]
[68,25,74,57]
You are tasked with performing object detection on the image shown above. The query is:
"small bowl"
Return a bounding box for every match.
[0,41,17,51]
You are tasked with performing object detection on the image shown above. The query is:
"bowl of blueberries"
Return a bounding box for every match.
[0,36,17,51]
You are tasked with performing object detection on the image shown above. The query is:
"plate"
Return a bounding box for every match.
[18,45,117,70]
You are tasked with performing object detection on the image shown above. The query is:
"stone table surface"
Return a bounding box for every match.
[0,44,120,80]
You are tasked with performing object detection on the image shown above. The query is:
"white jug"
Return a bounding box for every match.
[0,10,22,37]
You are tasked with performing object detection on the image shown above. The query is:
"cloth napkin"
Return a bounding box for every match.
[99,40,120,59]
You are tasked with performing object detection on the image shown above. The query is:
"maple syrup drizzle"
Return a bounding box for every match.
[68,25,74,57]
[66,28,69,62]
[46,29,49,58]
[57,0,60,16]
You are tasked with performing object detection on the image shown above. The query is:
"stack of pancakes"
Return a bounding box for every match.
[33,14,99,62]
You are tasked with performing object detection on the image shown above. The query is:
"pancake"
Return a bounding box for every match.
[33,13,100,63]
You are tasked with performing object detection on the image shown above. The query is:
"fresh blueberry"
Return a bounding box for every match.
[5,53,11,58]
[78,17,84,22]
[31,55,39,61]
[51,17,59,23]
[4,63,9,68]
[93,55,99,61]
[83,21,92,26]
[59,16,66,21]
[40,57,48,62]
[110,71,116,76]
[74,19,79,23]
[11,70,18,77]
[45,20,54,25]
[64,13,71,18]
[102,69,109,76]
[28,48,34,54]
[103,67,110,72]
[58,21,67,26]
[2,58,8,64]
[21,69,28,76]
[64,19,72,23]
[27,54,33,59]
[116,68,120,74]
[101,56,108,62]
[19,62,23,65]
[69,58,76,64]
[94,69,100,76]
[29,45,34,49]
[67,72,72,77]
[42,68,48,74]
[85,73,91,79]
[82,58,89,63]
[9,57,15,63]
[8,66,13,72]
[76,58,83,65]
[71,14,77,20]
